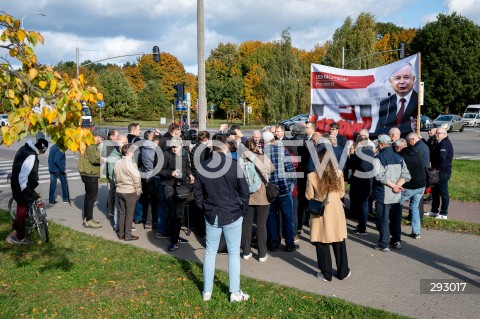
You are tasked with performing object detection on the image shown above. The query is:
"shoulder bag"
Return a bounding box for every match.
[426,168,439,187]
[252,161,279,203]
[307,193,329,216]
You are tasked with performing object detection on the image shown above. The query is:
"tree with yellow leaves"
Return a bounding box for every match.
[0,12,102,153]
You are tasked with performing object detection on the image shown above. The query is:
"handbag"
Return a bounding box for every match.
[307,193,329,216]
[252,162,279,203]
[426,168,440,187]
[174,181,191,201]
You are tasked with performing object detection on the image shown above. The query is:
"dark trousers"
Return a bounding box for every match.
[241,205,270,258]
[165,185,187,245]
[107,180,116,215]
[12,202,29,240]
[297,178,308,228]
[431,171,451,216]
[350,194,369,233]
[117,192,138,240]
[141,179,158,226]
[81,175,98,221]
[375,202,401,248]
[49,172,69,203]
[314,240,350,281]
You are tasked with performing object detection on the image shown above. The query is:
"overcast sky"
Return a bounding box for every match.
[2,0,480,74]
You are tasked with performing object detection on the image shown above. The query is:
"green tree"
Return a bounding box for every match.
[137,80,169,120]
[260,30,307,122]
[206,43,243,120]
[376,22,405,39]
[410,12,480,116]
[96,67,137,120]
[323,12,379,69]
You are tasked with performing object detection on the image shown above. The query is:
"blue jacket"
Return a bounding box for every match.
[48,144,66,173]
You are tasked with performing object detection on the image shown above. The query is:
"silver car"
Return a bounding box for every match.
[432,114,464,132]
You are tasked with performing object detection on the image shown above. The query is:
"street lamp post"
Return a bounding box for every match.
[21,12,46,29]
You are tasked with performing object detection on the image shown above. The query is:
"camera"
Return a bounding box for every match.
[181,129,198,142]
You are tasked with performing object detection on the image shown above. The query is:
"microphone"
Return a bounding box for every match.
[383,92,394,129]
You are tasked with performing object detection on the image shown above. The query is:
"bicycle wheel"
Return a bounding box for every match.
[8,197,16,221]
[35,214,49,243]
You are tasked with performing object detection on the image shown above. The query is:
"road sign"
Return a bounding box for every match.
[247,106,252,114]
[97,101,105,108]
[210,104,214,112]
[176,101,187,111]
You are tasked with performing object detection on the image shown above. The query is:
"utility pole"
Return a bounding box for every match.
[197,0,207,130]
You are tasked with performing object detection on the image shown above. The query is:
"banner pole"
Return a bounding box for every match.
[417,52,421,135]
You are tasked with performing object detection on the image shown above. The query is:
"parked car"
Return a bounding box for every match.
[420,115,433,131]
[0,114,9,126]
[462,113,480,127]
[278,113,309,131]
[432,114,464,132]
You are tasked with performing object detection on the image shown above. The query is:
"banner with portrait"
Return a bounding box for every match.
[310,54,420,140]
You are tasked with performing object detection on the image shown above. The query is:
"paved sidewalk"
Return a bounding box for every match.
[1,180,479,319]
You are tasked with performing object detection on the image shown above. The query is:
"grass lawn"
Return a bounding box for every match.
[449,160,480,202]
[0,212,407,319]
[418,217,480,235]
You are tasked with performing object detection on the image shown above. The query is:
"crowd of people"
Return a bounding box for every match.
[7,120,454,302]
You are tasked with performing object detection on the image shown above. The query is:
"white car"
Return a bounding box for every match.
[0,114,9,126]
[462,113,480,127]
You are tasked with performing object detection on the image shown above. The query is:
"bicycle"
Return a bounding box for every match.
[6,173,49,243]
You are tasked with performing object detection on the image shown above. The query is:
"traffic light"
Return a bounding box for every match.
[398,42,406,59]
[152,46,160,63]
[173,83,184,103]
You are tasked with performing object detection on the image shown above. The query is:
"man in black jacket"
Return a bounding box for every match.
[425,128,454,219]
[7,139,48,245]
[193,133,250,302]
[395,139,426,239]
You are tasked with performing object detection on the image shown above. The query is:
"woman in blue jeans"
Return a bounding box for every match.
[193,133,250,302]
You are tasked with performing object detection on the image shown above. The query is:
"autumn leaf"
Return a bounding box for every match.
[28,68,38,80]
[16,29,26,42]
[28,113,37,126]
[57,111,67,124]
[6,89,15,99]
[39,80,47,89]
[50,79,57,94]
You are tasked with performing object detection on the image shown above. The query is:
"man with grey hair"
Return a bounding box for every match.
[395,138,426,239]
[388,128,401,145]
[252,130,263,153]
[425,127,453,219]
[377,62,418,134]
[373,134,411,251]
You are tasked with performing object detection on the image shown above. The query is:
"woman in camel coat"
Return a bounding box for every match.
[306,148,350,281]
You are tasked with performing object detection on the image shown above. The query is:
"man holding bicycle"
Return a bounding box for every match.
[7,138,49,245]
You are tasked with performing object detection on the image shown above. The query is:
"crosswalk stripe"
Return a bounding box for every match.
[0,163,81,189]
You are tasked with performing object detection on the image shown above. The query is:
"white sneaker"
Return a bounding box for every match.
[242,253,252,260]
[230,290,249,302]
[344,270,352,279]
[435,214,448,220]
[259,255,268,262]
[316,272,328,281]
[425,211,439,217]
[202,291,212,301]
